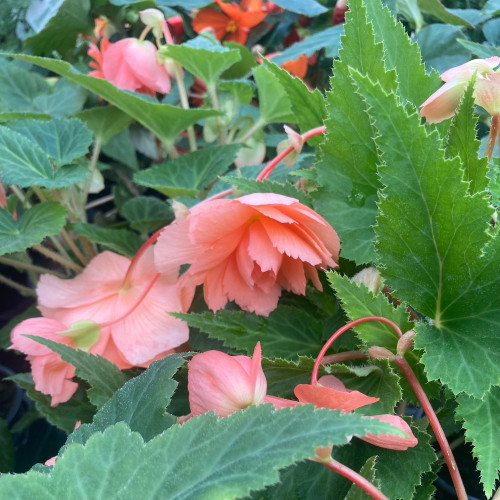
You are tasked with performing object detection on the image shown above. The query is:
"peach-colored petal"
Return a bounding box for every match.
[420,78,468,123]
[474,73,500,116]
[264,395,301,409]
[358,414,418,450]
[281,54,308,79]
[239,192,298,207]
[192,8,230,40]
[278,257,306,295]
[247,222,283,274]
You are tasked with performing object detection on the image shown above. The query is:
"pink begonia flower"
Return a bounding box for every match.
[187,342,297,417]
[420,57,500,123]
[473,72,500,116]
[10,318,79,406]
[154,193,340,316]
[37,248,192,366]
[294,375,418,451]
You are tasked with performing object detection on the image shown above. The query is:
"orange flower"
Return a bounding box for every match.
[192,0,267,44]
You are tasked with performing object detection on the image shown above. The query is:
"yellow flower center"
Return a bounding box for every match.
[226,20,238,33]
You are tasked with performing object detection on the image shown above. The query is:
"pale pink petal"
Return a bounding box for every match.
[252,205,297,223]
[358,414,418,450]
[201,262,229,312]
[251,265,278,293]
[102,39,143,91]
[317,375,349,392]
[235,231,255,288]
[304,262,323,290]
[441,57,500,82]
[238,192,297,207]
[264,395,301,409]
[420,79,468,123]
[474,73,500,116]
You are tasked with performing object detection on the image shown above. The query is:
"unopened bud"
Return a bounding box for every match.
[284,125,304,154]
[352,267,382,294]
[60,320,101,351]
[140,8,165,38]
[276,139,298,167]
[172,200,190,221]
[369,345,396,361]
[397,330,416,355]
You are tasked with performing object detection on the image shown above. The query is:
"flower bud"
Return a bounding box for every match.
[276,139,298,167]
[172,200,190,221]
[397,329,416,355]
[352,267,382,294]
[140,8,165,38]
[368,345,395,361]
[59,320,101,351]
[284,125,304,154]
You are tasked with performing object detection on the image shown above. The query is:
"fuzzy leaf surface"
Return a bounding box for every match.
[76,107,132,144]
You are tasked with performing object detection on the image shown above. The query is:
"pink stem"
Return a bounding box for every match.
[311,316,402,386]
[322,459,389,500]
[394,354,467,500]
[321,350,368,365]
[485,114,499,162]
[161,19,174,45]
[256,125,326,181]
[122,228,164,287]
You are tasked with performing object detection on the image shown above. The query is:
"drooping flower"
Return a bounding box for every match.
[187,342,297,417]
[37,248,192,366]
[192,0,267,44]
[420,57,500,123]
[154,193,340,316]
[294,375,418,451]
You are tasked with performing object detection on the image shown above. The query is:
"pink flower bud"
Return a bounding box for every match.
[358,414,418,450]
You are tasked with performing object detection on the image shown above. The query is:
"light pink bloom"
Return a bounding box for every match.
[101,38,171,96]
[37,249,192,366]
[358,414,419,451]
[420,57,500,123]
[187,342,297,417]
[10,318,79,406]
[154,193,340,316]
[474,72,500,116]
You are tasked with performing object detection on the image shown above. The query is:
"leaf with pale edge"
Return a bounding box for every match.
[26,336,129,410]
[71,223,142,257]
[134,144,241,198]
[456,387,500,497]
[0,203,67,256]
[7,118,93,166]
[5,54,220,143]
[174,306,324,360]
[0,127,87,188]
[66,354,185,445]
[445,75,489,194]
[351,69,499,397]
[161,35,241,86]
[8,373,95,433]
[312,0,396,264]
[0,406,404,499]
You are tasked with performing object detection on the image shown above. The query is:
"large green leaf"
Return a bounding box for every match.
[350,70,499,397]
[418,0,474,27]
[7,55,220,144]
[313,0,396,264]
[175,306,325,360]
[119,196,172,233]
[26,336,130,410]
[134,144,241,198]
[271,0,327,15]
[76,107,132,144]
[161,35,241,86]
[7,118,92,166]
[0,203,67,256]
[445,76,489,194]
[23,0,92,57]
[0,127,88,188]
[456,387,500,497]
[0,406,404,499]
[67,354,186,445]
[8,373,95,434]
[253,65,295,125]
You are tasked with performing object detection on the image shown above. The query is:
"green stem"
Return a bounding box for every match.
[0,256,65,277]
[173,61,197,152]
[33,244,83,274]
[0,273,36,297]
[83,138,103,210]
[207,84,226,144]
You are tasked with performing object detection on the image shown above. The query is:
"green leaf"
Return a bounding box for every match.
[101,128,138,170]
[0,127,88,188]
[262,59,326,144]
[119,196,172,233]
[0,203,67,256]
[161,35,241,86]
[6,54,221,144]
[0,406,404,499]
[456,387,500,497]
[253,65,295,125]
[313,0,396,264]
[76,107,132,144]
[415,24,471,74]
[225,177,311,206]
[7,118,92,166]
[418,0,474,27]
[71,223,142,257]
[350,70,499,397]
[32,78,87,118]
[24,0,92,57]
[445,75,489,194]
[67,354,186,445]
[345,457,379,500]
[457,39,500,59]
[175,306,325,360]
[271,0,327,15]
[221,42,257,79]
[272,25,345,64]
[8,373,95,433]
[25,336,129,410]
[134,144,241,198]
[0,418,15,473]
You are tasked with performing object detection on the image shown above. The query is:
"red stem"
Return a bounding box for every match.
[394,355,467,500]
[485,114,499,162]
[311,316,402,386]
[322,459,389,500]
[321,350,368,365]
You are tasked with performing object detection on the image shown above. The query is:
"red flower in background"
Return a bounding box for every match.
[193,0,267,44]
